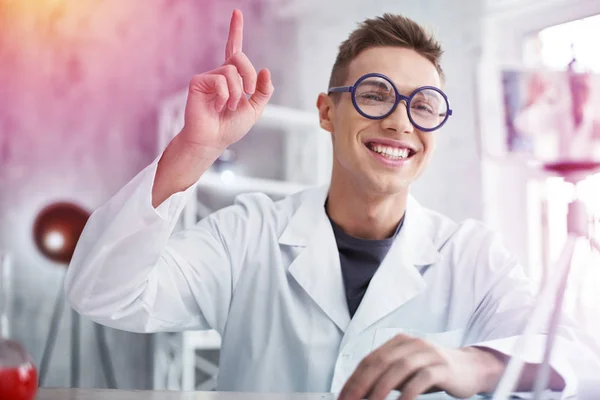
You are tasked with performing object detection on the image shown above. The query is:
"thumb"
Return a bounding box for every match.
[249,68,274,115]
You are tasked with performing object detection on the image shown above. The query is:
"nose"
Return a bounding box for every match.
[380,100,414,134]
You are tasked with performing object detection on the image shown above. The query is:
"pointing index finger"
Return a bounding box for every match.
[225,9,243,61]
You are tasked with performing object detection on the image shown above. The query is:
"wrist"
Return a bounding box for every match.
[461,346,507,394]
[174,129,226,162]
[152,134,224,208]
[167,136,221,185]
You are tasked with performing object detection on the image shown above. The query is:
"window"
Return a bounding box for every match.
[523,13,600,72]
[523,14,600,334]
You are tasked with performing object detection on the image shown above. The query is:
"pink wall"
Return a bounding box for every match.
[0,0,274,387]
[0,1,220,209]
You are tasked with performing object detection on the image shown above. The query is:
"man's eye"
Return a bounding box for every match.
[358,92,386,102]
[412,102,434,114]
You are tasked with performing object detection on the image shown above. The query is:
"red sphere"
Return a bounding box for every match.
[0,338,38,400]
[32,202,90,265]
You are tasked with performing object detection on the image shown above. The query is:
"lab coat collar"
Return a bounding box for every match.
[280,185,351,332]
[279,186,441,336]
[278,185,330,247]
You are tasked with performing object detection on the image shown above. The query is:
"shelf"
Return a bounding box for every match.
[183,330,222,349]
[159,88,321,133]
[259,104,321,129]
[196,171,310,198]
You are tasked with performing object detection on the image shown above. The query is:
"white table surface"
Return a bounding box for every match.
[35,388,491,400]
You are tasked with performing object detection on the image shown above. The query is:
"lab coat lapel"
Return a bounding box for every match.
[342,195,441,344]
[279,186,351,332]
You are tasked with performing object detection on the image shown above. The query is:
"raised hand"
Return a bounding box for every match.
[179,9,274,153]
[152,9,274,208]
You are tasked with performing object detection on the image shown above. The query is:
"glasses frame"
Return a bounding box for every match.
[328,72,453,132]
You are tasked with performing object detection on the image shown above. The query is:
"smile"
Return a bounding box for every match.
[367,143,413,159]
[364,139,417,165]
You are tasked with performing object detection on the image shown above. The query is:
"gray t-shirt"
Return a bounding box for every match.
[328,213,404,318]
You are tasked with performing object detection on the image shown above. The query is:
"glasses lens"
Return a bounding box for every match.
[409,88,448,130]
[354,77,396,118]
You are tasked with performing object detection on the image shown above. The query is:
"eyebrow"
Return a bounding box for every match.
[413,90,441,102]
[394,82,442,95]
[359,81,393,91]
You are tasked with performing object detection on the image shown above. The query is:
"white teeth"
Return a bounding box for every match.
[369,144,411,159]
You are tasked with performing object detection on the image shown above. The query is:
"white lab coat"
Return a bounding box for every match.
[65,156,595,396]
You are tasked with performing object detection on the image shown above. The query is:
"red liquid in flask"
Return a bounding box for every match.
[0,339,38,400]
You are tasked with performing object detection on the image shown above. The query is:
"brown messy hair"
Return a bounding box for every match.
[328,13,444,99]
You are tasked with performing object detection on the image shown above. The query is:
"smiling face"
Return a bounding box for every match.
[318,46,444,196]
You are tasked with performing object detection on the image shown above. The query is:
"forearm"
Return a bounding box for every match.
[468,347,565,393]
[516,363,565,392]
[152,131,224,208]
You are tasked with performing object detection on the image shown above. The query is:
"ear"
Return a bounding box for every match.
[316,92,334,133]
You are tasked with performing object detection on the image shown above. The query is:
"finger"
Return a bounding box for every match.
[225,9,243,61]
[338,335,424,400]
[398,365,447,400]
[212,64,243,110]
[189,74,229,113]
[377,333,423,352]
[367,351,441,400]
[209,74,229,113]
[248,68,274,114]
[226,52,257,95]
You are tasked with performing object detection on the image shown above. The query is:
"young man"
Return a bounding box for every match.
[66,9,585,400]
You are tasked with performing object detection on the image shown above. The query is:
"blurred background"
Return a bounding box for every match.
[0,0,599,392]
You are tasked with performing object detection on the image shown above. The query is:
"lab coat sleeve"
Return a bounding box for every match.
[462,227,600,397]
[65,155,255,334]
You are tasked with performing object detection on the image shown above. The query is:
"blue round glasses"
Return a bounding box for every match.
[328,73,453,132]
